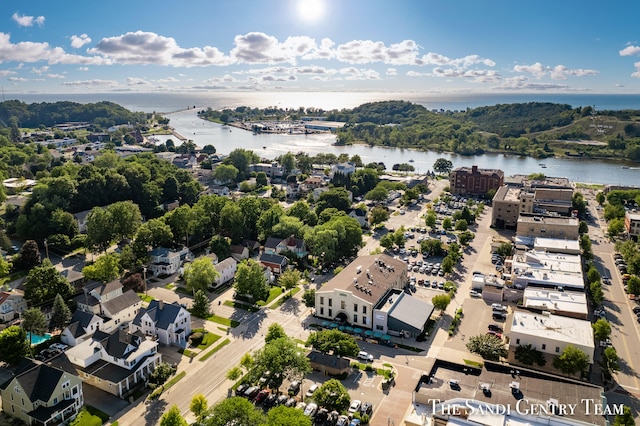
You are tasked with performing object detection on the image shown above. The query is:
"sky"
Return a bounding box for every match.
[2,0,640,95]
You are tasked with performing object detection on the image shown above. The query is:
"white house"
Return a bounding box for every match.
[330,162,356,178]
[230,245,249,262]
[213,257,237,288]
[348,208,369,228]
[0,290,27,322]
[74,281,142,333]
[61,310,105,346]
[130,300,191,347]
[508,310,595,365]
[148,246,192,276]
[64,329,162,398]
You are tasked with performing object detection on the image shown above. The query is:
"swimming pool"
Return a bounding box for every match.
[27,332,53,345]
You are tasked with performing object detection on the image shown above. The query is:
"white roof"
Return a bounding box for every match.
[533,237,580,253]
[510,311,594,348]
[523,288,588,316]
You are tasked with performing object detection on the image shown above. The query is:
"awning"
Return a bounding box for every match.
[364,330,374,336]
[353,328,363,334]
[381,334,391,341]
[373,332,383,338]
[338,325,345,331]
[329,322,338,329]
[321,321,330,327]
[345,326,354,333]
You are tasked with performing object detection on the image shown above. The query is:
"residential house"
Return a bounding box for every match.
[250,162,286,179]
[209,185,230,196]
[0,290,27,323]
[230,245,249,262]
[213,257,237,288]
[74,280,142,334]
[259,253,288,275]
[0,360,84,426]
[241,239,261,254]
[72,205,108,234]
[148,246,192,276]
[330,162,356,179]
[62,329,162,398]
[307,350,350,376]
[348,208,369,228]
[315,255,407,329]
[61,310,104,347]
[263,236,308,258]
[130,300,191,347]
[300,176,326,194]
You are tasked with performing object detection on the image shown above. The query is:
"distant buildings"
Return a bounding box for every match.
[449,165,504,196]
[130,300,191,347]
[624,211,640,240]
[516,216,580,240]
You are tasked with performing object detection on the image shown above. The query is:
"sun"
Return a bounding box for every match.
[296,0,326,22]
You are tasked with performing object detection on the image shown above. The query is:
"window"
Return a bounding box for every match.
[376,325,384,331]
[556,347,560,353]
[353,314,358,323]
[328,309,332,317]
[541,344,546,350]
[320,307,324,315]
[62,380,70,389]
[320,297,324,305]
[516,339,520,344]
[340,301,346,310]
[363,317,367,325]
[362,306,367,314]
[328,299,332,307]
[53,397,58,405]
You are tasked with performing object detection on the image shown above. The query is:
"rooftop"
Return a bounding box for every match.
[518,216,579,226]
[523,288,588,316]
[533,237,580,253]
[510,311,594,348]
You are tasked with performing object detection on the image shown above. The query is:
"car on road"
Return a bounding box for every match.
[348,400,362,415]
[358,351,374,362]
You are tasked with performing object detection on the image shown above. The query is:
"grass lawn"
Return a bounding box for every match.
[175,286,192,295]
[70,408,101,426]
[206,314,240,328]
[269,287,301,308]
[0,269,29,287]
[137,293,154,303]
[256,287,284,306]
[164,283,176,290]
[200,338,230,362]
[223,300,259,312]
[190,328,221,350]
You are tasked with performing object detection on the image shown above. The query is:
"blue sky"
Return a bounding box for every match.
[2,0,640,94]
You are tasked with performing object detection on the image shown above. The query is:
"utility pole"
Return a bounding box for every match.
[143,266,148,295]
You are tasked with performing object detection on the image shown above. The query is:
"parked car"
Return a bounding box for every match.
[288,380,301,396]
[243,386,260,400]
[314,408,329,424]
[492,312,507,321]
[235,383,250,396]
[491,304,507,312]
[633,306,640,314]
[253,389,269,405]
[488,324,503,333]
[305,383,319,398]
[263,393,278,408]
[357,351,374,362]
[276,394,289,406]
[303,402,318,417]
[360,401,373,416]
[285,397,297,407]
[348,400,362,415]
[487,330,502,339]
[469,290,481,298]
[337,415,350,426]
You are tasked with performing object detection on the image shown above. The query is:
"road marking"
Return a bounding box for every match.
[353,371,362,383]
[363,376,375,387]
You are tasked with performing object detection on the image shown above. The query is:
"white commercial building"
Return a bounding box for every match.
[533,237,581,255]
[509,311,595,364]
[523,288,588,320]
[510,250,584,291]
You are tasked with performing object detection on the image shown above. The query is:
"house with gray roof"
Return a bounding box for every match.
[62,329,161,398]
[0,360,84,425]
[376,290,434,338]
[259,253,288,275]
[60,310,104,347]
[264,235,308,258]
[130,300,191,347]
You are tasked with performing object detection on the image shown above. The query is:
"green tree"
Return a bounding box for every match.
[552,345,590,376]
[134,218,174,251]
[586,265,601,284]
[433,158,453,175]
[316,187,352,214]
[454,219,468,231]
[466,334,507,360]
[592,318,612,342]
[213,164,239,184]
[0,256,11,277]
[160,405,188,426]
[365,186,388,202]
[0,326,30,365]
[191,290,211,318]
[278,269,302,289]
[190,394,209,423]
[421,238,444,256]
[50,293,71,330]
[302,289,315,307]
[24,259,74,305]
[590,281,604,306]
[441,256,455,274]
[607,218,625,238]
[220,203,245,243]
[287,201,313,224]
[22,308,48,345]
[205,397,265,426]
[234,259,269,302]
[313,379,351,412]
[442,217,452,230]
[149,362,175,386]
[264,406,311,426]
[425,210,437,228]
[578,220,589,235]
[306,329,360,357]
[226,366,242,381]
[601,346,620,375]
[240,352,254,371]
[612,406,635,426]
[252,337,311,388]
[580,234,593,260]
[369,205,390,227]
[265,323,287,343]
[595,191,606,206]
[280,152,297,175]
[107,201,143,242]
[82,253,122,283]
[184,257,220,295]
[85,207,114,253]
[627,275,640,296]
[17,240,41,269]
[495,242,513,258]
[431,294,451,313]
[458,230,475,246]
[514,344,546,366]
[255,171,268,188]
[209,235,231,260]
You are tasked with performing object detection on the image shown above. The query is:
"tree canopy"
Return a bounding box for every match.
[234,259,270,302]
[183,256,220,294]
[24,259,74,306]
[0,326,30,365]
[313,379,351,412]
[553,345,590,376]
[305,329,360,357]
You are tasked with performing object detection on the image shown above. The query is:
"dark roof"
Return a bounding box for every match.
[133,300,184,330]
[70,310,98,330]
[92,329,144,359]
[348,208,367,217]
[101,289,141,315]
[259,253,287,266]
[307,350,350,370]
[264,237,281,249]
[28,399,76,423]
[3,360,66,402]
[387,291,434,332]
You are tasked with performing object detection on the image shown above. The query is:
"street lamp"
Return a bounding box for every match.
[143,266,148,295]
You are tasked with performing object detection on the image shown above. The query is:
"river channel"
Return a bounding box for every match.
[159,109,639,186]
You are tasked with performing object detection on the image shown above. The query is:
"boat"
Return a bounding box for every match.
[409,159,414,162]
[621,166,630,169]
[539,164,547,168]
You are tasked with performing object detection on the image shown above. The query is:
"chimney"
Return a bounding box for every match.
[472,165,478,174]
[159,300,164,310]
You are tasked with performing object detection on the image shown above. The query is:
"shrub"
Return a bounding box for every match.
[189,332,203,346]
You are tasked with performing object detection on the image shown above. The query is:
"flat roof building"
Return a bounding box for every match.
[449,165,504,196]
[509,310,595,364]
[533,237,581,255]
[510,250,584,291]
[523,288,588,319]
[517,215,579,240]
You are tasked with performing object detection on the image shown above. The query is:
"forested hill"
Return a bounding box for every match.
[326,100,429,124]
[460,102,576,137]
[0,100,148,129]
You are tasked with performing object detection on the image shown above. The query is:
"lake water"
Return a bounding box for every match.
[162,108,640,186]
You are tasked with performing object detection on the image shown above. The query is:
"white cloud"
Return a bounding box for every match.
[127,77,152,86]
[89,31,232,67]
[31,65,49,75]
[339,67,381,80]
[61,79,118,87]
[620,45,640,56]
[631,62,640,78]
[8,76,28,82]
[335,39,421,65]
[498,75,570,91]
[420,52,495,69]
[78,67,89,71]
[157,76,179,83]
[46,73,65,79]
[0,70,16,77]
[432,67,501,83]
[0,32,110,65]
[12,13,45,27]
[513,62,598,80]
[386,68,397,76]
[231,33,317,64]
[70,34,92,49]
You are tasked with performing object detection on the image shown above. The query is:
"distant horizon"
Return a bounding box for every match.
[3,1,640,94]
